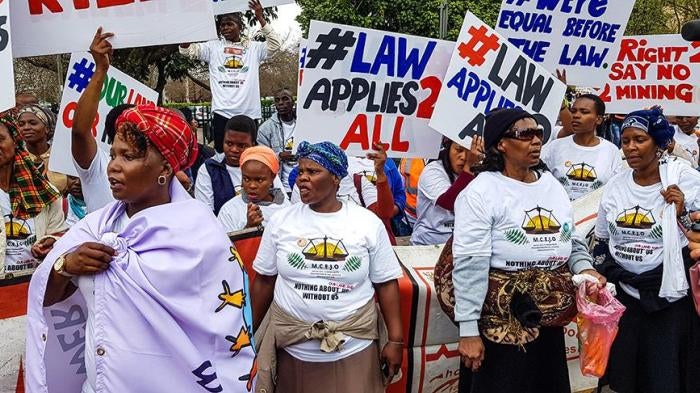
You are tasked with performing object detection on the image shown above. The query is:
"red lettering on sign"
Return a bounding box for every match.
[341,114,410,153]
[62,101,100,137]
[29,0,150,15]
[416,76,441,120]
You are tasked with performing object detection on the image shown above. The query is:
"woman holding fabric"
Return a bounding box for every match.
[17,104,68,193]
[218,145,290,232]
[593,108,700,393]
[541,94,622,201]
[453,108,604,393]
[251,141,404,393]
[410,136,483,245]
[26,48,256,392]
[0,114,65,279]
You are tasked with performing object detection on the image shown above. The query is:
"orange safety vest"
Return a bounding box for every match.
[399,158,426,221]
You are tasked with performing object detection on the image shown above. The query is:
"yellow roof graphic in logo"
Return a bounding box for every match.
[5,220,30,240]
[224,56,244,69]
[522,206,561,234]
[566,163,597,181]
[302,236,348,261]
[616,206,655,229]
[359,170,377,184]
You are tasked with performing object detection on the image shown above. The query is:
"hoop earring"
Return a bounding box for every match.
[157,175,167,186]
[655,149,663,159]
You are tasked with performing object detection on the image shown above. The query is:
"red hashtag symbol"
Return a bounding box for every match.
[458,26,500,67]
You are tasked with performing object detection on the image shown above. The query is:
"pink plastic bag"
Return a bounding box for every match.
[689,262,700,317]
[575,283,626,378]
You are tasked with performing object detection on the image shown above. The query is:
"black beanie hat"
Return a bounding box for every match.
[484,108,535,150]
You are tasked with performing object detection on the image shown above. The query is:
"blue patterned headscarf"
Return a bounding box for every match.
[296,141,348,179]
[621,108,675,149]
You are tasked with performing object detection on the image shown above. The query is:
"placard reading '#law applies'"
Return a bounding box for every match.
[297,21,452,159]
[598,35,700,116]
[495,0,635,88]
[0,0,13,112]
[430,11,566,146]
[11,0,217,58]
[212,0,293,15]
[49,53,158,177]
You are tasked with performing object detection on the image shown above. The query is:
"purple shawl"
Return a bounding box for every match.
[25,180,256,393]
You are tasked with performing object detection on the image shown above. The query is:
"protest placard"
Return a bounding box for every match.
[49,53,158,176]
[11,0,217,58]
[296,21,452,158]
[496,0,634,87]
[430,11,566,146]
[298,38,307,87]
[0,0,14,112]
[212,0,294,15]
[598,35,700,116]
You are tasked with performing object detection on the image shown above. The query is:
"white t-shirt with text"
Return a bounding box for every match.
[594,167,700,298]
[453,171,575,271]
[253,202,402,362]
[0,191,38,277]
[674,126,699,166]
[541,135,622,201]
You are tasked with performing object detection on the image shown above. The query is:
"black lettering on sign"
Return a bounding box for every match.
[0,16,8,52]
[192,361,223,393]
[50,305,86,330]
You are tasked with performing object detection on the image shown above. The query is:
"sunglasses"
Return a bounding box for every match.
[503,126,544,141]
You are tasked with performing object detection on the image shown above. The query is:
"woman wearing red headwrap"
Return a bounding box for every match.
[32,105,255,393]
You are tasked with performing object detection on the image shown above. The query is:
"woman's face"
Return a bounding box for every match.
[107,131,170,203]
[0,124,16,168]
[570,98,602,135]
[621,127,658,171]
[223,130,253,167]
[17,112,48,145]
[242,160,275,203]
[498,118,543,169]
[296,158,340,206]
[448,142,468,174]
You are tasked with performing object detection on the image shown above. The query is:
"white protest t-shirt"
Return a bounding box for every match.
[217,193,291,232]
[78,212,130,393]
[0,191,39,277]
[348,157,377,183]
[194,39,268,119]
[453,171,574,271]
[73,149,115,213]
[253,202,402,362]
[674,126,699,166]
[280,120,296,192]
[541,136,622,201]
[410,161,457,246]
[594,167,700,298]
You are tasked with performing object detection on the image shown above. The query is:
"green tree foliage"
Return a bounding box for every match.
[296,0,501,41]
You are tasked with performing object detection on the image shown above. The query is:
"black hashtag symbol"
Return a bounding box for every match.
[306,28,356,70]
[67,58,96,94]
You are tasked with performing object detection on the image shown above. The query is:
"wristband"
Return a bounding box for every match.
[679,209,694,230]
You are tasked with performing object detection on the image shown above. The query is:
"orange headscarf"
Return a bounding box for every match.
[240,146,280,174]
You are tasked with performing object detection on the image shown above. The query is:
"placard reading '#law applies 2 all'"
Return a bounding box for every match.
[495,0,635,88]
[431,12,566,146]
[296,21,453,159]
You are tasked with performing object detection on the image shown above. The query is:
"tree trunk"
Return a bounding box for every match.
[154,60,168,105]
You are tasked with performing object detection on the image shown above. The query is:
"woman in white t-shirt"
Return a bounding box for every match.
[453,108,605,393]
[410,136,483,245]
[541,94,623,200]
[218,145,290,232]
[252,141,404,393]
[593,108,700,393]
[0,114,66,280]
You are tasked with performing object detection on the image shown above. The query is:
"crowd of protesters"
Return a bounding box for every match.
[3,3,700,393]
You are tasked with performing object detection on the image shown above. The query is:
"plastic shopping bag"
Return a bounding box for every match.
[576,283,626,378]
